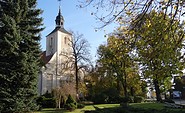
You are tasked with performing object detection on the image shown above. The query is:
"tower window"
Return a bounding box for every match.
[64,37,67,44]
[50,37,53,46]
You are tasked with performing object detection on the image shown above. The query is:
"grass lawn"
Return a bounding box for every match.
[34,104,119,113]
[34,103,185,113]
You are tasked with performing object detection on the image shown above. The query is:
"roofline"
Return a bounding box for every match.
[46,27,72,37]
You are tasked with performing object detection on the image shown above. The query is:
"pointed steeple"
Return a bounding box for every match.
[55,6,64,28]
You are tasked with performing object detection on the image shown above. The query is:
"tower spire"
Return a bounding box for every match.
[55,0,64,28]
[58,6,61,16]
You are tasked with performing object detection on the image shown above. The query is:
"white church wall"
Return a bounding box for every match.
[57,31,72,55]
[38,67,51,95]
[46,32,57,56]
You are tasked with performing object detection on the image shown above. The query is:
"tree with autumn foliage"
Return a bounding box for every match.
[96,32,143,97]
[128,10,185,101]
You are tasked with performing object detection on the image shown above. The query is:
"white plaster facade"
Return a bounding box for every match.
[38,8,74,95]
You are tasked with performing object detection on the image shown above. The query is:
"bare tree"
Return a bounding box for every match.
[60,31,92,100]
[53,82,76,109]
[79,0,185,28]
[53,87,63,109]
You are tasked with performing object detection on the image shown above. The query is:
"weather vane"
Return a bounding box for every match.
[58,0,62,7]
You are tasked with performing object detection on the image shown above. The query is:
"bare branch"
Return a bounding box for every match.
[79,0,185,28]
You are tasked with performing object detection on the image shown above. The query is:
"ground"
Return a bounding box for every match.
[34,103,185,113]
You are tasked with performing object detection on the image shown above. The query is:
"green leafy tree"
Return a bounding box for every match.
[174,76,185,92]
[129,10,185,101]
[96,32,142,97]
[0,0,43,112]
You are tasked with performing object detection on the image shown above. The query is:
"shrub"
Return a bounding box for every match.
[128,96,134,103]
[64,94,77,111]
[92,88,120,104]
[65,103,77,111]
[134,96,144,103]
[41,97,56,108]
[42,91,53,98]
[120,97,129,103]
[77,103,85,109]
[36,95,56,108]
[104,88,120,103]
[92,93,108,104]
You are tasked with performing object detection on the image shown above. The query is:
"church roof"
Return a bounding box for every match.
[41,51,53,64]
[46,27,72,37]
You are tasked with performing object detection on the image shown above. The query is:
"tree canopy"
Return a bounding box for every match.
[128,10,185,101]
[0,0,43,112]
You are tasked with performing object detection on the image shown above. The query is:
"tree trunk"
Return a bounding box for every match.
[154,79,162,101]
[116,77,121,94]
[120,74,127,97]
[75,60,79,101]
[131,87,134,96]
[58,95,61,109]
[123,80,127,97]
[123,68,128,97]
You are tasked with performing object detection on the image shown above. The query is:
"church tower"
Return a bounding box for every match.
[46,7,72,57]
[39,6,73,95]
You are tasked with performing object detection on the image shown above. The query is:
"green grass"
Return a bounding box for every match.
[34,105,95,113]
[93,104,120,109]
[34,103,185,113]
[34,104,119,113]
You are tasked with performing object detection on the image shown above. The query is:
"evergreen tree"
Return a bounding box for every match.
[0,0,43,112]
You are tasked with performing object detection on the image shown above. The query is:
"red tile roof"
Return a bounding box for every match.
[41,51,53,64]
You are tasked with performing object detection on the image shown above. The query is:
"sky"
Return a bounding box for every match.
[37,0,116,63]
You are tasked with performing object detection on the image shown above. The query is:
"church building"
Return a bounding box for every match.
[38,7,73,95]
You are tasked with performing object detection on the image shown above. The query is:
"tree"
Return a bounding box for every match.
[129,10,185,101]
[0,0,43,112]
[53,87,63,109]
[53,82,76,109]
[79,0,184,28]
[96,32,142,97]
[174,76,185,92]
[60,32,91,100]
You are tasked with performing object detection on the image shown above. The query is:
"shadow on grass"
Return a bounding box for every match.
[84,105,185,113]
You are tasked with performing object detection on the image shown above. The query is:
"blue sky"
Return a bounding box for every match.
[37,0,116,62]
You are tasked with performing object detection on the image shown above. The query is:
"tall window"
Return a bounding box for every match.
[50,37,53,54]
[64,37,67,44]
[50,37,53,47]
